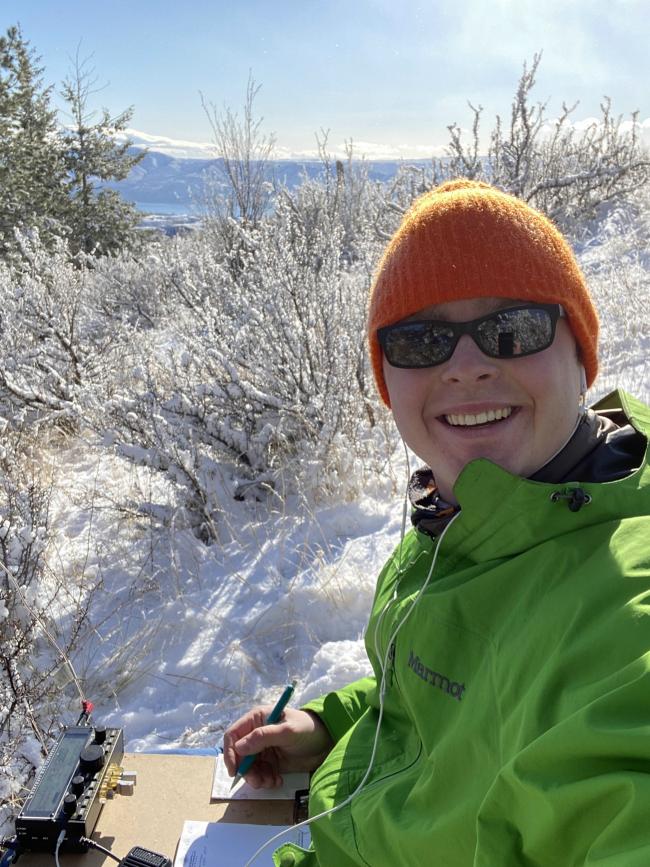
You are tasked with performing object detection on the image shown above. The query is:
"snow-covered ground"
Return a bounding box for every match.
[47,438,404,752]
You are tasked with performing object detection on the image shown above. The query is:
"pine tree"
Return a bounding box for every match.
[0,26,68,258]
[60,53,145,257]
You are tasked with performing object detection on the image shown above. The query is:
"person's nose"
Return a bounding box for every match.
[439,334,500,385]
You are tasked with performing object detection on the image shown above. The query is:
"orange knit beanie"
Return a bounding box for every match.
[368,179,599,406]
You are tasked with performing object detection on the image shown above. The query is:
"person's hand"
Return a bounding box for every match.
[223,706,333,789]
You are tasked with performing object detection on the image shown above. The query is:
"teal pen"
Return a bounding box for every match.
[230,679,297,789]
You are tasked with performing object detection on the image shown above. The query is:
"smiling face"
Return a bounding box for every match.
[382,297,583,503]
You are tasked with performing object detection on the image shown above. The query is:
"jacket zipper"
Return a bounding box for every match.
[377,545,431,692]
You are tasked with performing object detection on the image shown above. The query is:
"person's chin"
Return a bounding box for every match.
[434,411,529,477]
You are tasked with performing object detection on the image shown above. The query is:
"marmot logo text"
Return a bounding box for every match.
[407,650,466,702]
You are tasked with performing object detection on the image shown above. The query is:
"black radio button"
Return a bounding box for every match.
[71,774,86,796]
[63,793,77,816]
[79,744,105,775]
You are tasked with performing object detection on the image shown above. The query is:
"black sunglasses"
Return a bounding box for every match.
[377,303,563,369]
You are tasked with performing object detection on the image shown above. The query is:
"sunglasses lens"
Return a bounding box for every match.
[476,307,555,357]
[382,322,456,367]
[380,305,559,368]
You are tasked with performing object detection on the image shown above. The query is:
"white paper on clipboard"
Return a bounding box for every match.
[174,819,311,867]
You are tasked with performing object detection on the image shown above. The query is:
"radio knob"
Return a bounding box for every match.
[94,725,107,745]
[71,774,86,796]
[79,744,105,775]
[63,793,77,816]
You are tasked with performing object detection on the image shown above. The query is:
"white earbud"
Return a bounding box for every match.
[579,365,587,396]
[577,365,588,416]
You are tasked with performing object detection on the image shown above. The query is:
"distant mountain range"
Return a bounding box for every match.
[106,119,650,214]
[104,148,431,213]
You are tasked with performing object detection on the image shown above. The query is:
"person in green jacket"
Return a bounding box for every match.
[224,180,649,866]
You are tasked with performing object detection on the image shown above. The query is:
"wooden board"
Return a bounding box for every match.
[18,753,295,866]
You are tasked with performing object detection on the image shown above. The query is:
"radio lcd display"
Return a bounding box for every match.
[23,729,90,817]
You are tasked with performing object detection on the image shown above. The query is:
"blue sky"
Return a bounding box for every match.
[3,0,649,158]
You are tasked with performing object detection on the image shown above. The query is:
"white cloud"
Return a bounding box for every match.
[119,128,218,160]
[119,117,650,164]
[297,140,449,161]
[118,127,451,162]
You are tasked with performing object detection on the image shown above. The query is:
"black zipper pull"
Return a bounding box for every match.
[550,487,592,512]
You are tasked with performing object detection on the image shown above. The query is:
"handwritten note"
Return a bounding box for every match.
[211,754,309,801]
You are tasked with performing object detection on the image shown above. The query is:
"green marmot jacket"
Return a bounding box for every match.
[274,391,650,867]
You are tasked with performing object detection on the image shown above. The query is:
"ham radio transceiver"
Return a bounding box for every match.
[15,725,124,852]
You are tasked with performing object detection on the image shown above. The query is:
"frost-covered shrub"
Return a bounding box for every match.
[0,431,77,833]
[0,232,128,431]
[102,193,396,542]
[288,143,400,255]
[578,186,650,403]
[90,230,232,330]
[433,54,650,233]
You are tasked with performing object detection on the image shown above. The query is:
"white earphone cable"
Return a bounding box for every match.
[244,442,461,866]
